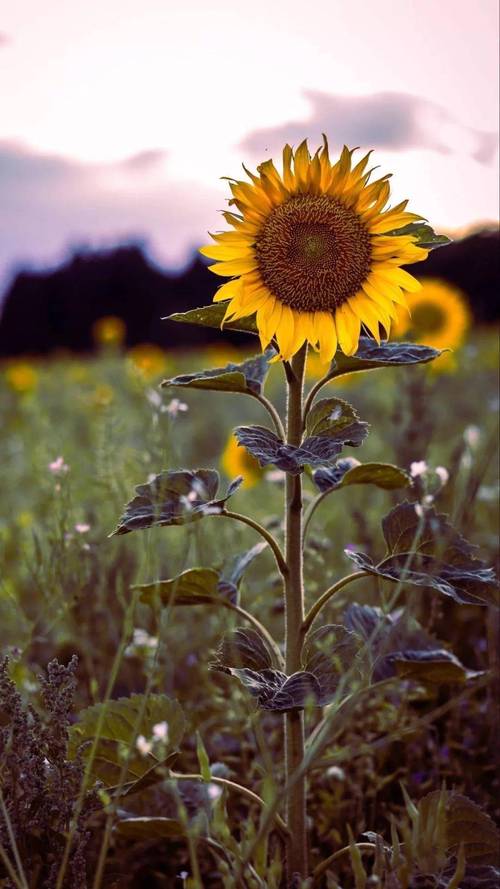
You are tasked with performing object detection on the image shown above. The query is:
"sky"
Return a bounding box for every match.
[0,0,498,293]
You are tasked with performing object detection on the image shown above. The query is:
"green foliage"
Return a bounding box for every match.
[111,468,243,535]
[162,349,275,395]
[313,458,410,492]
[68,693,185,789]
[386,221,452,249]
[346,501,499,605]
[165,302,259,334]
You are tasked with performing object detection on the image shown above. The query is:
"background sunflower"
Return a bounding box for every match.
[392,277,471,367]
[201,138,429,362]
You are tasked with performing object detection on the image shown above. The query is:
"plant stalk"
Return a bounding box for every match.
[284,344,308,883]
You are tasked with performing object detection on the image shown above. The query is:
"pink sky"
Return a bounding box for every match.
[0,0,498,291]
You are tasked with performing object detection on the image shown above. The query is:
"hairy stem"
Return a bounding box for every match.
[250,390,286,440]
[284,344,308,883]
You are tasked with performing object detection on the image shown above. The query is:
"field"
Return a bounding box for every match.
[1,327,499,889]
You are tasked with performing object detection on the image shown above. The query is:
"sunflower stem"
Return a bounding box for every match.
[283,343,308,884]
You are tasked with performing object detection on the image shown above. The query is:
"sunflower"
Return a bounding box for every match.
[201,138,429,363]
[392,278,471,353]
[222,435,263,489]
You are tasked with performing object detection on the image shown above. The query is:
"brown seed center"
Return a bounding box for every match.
[255,194,372,312]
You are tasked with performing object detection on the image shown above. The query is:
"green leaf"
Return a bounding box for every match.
[136,567,222,608]
[305,398,369,444]
[302,624,360,702]
[345,502,498,607]
[116,817,185,839]
[328,337,442,380]
[235,400,369,475]
[162,350,275,396]
[418,791,500,867]
[313,459,410,493]
[390,648,480,684]
[164,302,259,335]
[110,469,243,536]
[68,694,185,789]
[196,731,211,782]
[213,627,280,672]
[225,667,321,711]
[385,221,451,250]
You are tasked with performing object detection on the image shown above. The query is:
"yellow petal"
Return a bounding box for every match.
[257,297,281,350]
[375,266,422,292]
[315,311,338,363]
[200,243,253,261]
[348,293,384,344]
[208,257,258,277]
[335,303,361,356]
[274,305,298,358]
[213,278,244,303]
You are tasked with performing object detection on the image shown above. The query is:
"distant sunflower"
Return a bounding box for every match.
[222,435,263,489]
[201,138,428,363]
[392,278,471,353]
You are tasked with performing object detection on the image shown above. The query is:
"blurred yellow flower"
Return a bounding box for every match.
[203,344,241,368]
[392,278,471,370]
[222,435,263,489]
[127,344,169,380]
[5,361,38,394]
[92,315,126,346]
[90,384,114,408]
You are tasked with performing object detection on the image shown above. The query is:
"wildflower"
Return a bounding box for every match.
[128,344,169,380]
[152,721,169,742]
[5,361,39,393]
[132,628,158,650]
[410,460,428,478]
[92,315,126,346]
[201,137,428,363]
[414,503,425,518]
[392,278,471,362]
[222,435,263,489]
[48,456,69,475]
[464,425,481,449]
[166,398,188,418]
[136,735,153,756]
[207,783,222,800]
[326,766,346,782]
[91,383,114,408]
[74,523,90,534]
[435,466,449,487]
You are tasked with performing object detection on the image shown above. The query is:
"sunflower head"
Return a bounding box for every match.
[201,137,429,364]
[392,278,471,355]
[222,435,263,489]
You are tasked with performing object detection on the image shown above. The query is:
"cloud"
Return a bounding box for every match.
[241,91,498,165]
[0,142,219,292]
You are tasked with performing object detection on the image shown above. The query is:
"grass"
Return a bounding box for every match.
[0,328,498,888]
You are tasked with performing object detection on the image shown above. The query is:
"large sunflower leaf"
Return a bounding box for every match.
[302,624,360,702]
[389,648,480,683]
[161,350,274,396]
[68,694,185,790]
[313,459,410,493]
[385,221,451,249]
[304,397,369,444]
[136,567,224,607]
[417,791,500,867]
[329,337,442,379]
[165,302,258,335]
[235,400,369,475]
[110,469,243,536]
[213,627,279,672]
[345,502,499,606]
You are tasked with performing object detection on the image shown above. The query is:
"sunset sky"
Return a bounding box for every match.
[1,0,498,292]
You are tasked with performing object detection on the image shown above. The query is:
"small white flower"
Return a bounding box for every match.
[75,523,90,534]
[410,461,428,478]
[326,766,345,782]
[49,456,69,475]
[207,783,222,800]
[136,735,153,756]
[166,398,188,418]
[464,425,481,449]
[132,628,158,649]
[414,503,424,518]
[152,721,169,742]
[423,494,434,506]
[435,466,449,487]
